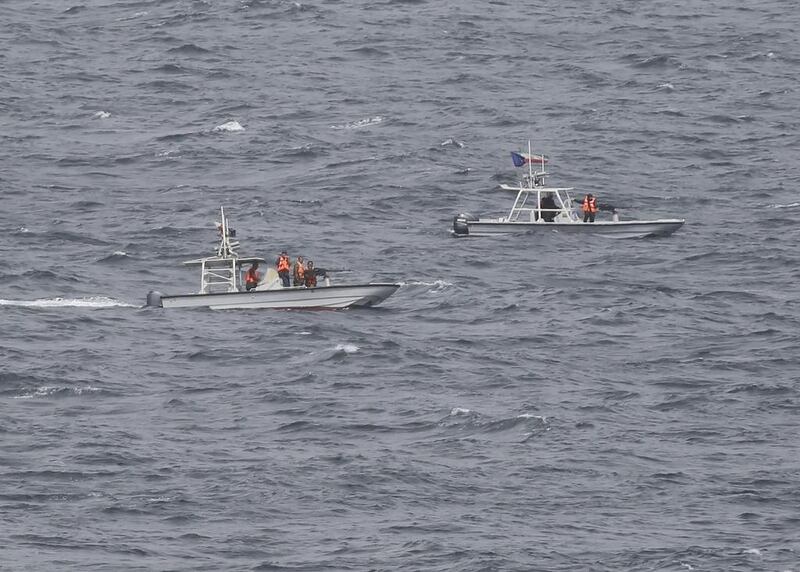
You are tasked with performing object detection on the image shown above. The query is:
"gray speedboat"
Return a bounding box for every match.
[452,143,685,239]
[146,207,399,310]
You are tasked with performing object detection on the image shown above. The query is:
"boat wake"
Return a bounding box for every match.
[0,296,137,309]
[12,385,103,399]
[399,280,453,291]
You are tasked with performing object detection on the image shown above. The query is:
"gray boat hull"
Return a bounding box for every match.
[456,219,685,239]
[151,283,400,310]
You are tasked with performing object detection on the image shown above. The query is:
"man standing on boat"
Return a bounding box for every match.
[276,251,291,287]
[293,255,306,286]
[582,193,598,223]
[304,260,317,288]
[244,262,261,291]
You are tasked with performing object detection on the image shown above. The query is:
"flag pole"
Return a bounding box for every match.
[527,140,533,183]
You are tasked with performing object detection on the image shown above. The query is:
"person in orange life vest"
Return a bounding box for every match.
[244,262,261,291]
[276,251,291,287]
[293,255,305,286]
[582,193,598,223]
[304,260,317,288]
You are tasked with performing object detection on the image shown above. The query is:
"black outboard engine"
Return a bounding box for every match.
[146,290,164,307]
[452,213,477,236]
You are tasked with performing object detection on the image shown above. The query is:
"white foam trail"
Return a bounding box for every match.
[213,120,245,132]
[93,111,111,119]
[330,116,384,130]
[0,296,137,308]
[769,202,800,209]
[334,343,359,354]
[13,386,101,399]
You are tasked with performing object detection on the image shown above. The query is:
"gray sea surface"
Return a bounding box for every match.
[1,1,799,570]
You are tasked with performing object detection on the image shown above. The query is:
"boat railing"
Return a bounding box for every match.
[507,187,579,222]
[200,258,238,294]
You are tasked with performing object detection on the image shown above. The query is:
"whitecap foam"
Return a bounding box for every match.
[769,202,800,209]
[0,296,137,308]
[517,413,547,422]
[657,82,674,90]
[440,138,465,148]
[334,343,359,354]
[213,120,245,132]
[743,548,762,556]
[330,116,385,130]
[450,407,471,415]
[93,111,111,119]
[14,385,102,399]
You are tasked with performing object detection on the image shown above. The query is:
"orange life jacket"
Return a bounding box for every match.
[294,263,305,279]
[582,196,598,213]
[277,255,290,272]
[245,267,259,284]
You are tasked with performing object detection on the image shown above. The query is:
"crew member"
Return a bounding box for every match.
[540,193,557,222]
[582,193,598,223]
[293,255,305,287]
[304,260,317,288]
[276,250,291,287]
[244,262,260,291]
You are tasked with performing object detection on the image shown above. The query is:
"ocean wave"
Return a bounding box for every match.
[97,251,131,263]
[213,121,244,133]
[330,116,385,130]
[334,343,359,354]
[213,120,245,132]
[0,296,137,308]
[93,111,111,119]
[440,138,465,148]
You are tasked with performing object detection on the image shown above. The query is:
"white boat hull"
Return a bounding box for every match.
[152,283,400,310]
[456,219,685,239]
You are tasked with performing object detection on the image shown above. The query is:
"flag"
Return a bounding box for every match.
[511,151,548,167]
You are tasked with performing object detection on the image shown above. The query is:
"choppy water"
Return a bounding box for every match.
[2,1,799,570]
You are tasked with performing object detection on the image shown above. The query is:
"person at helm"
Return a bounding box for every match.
[276,251,291,287]
[582,193,598,223]
[244,262,260,291]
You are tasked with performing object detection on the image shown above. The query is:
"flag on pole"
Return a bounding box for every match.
[511,151,548,167]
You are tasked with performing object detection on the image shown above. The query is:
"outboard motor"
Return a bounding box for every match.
[146,290,164,308]
[452,212,477,236]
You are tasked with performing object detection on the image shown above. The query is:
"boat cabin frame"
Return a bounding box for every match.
[182,207,265,294]
[498,142,580,223]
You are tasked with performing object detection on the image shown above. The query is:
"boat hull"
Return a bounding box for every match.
[456,219,685,239]
[153,283,400,310]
